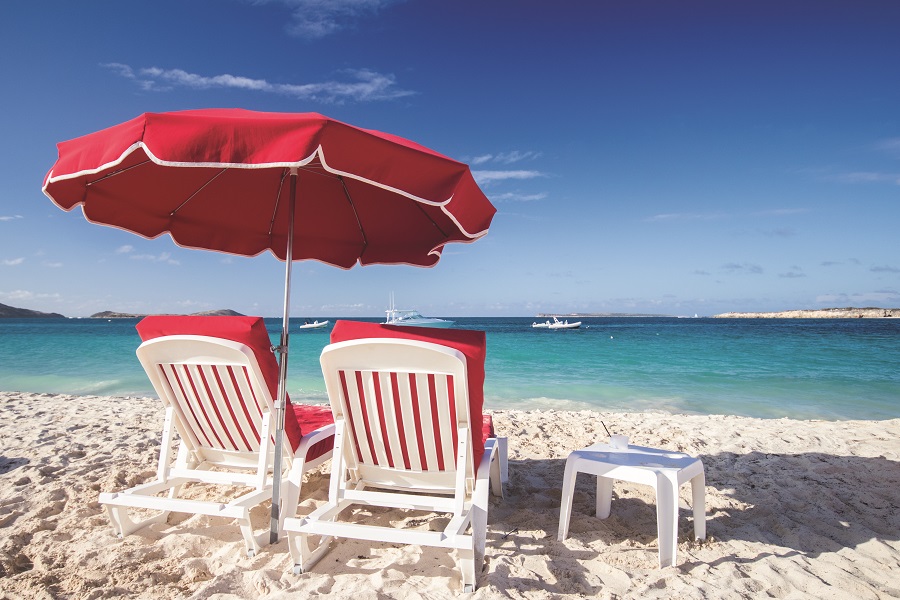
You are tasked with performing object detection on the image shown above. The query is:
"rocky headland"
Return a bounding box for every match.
[0,302,65,318]
[90,309,245,318]
[714,307,897,319]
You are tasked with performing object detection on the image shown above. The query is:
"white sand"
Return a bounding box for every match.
[1,391,899,599]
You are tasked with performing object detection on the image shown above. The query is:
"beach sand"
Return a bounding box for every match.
[1,391,898,599]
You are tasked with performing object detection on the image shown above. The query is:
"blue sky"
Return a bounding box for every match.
[2,1,899,318]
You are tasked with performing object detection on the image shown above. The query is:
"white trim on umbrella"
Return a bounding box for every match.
[43,143,490,244]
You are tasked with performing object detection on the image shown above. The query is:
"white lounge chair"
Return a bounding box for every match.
[98,316,335,556]
[284,321,507,593]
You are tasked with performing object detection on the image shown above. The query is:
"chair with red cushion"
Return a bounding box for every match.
[284,320,507,592]
[98,316,335,556]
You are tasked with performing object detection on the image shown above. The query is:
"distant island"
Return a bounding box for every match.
[0,302,65,319]
[714,307,897,319]
[90,309,245,319]
[0,303,247,319]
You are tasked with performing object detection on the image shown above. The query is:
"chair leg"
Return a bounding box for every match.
[288,529,334,574]
[458,546,476,594]
[472,471,490,566]
[280,461,306,537]
[238,515,262,557]
[104,503,169,538]
[489,437,508,498]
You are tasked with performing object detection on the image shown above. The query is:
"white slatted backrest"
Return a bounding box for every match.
[137,336,274,456]
[321,338,471,480]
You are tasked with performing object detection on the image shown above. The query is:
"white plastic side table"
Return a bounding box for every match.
[557,442,706,568]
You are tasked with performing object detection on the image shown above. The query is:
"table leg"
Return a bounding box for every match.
[557,457,578,541]
[596,475,613,519]
[656,471,679,568]
[691,469,706,540]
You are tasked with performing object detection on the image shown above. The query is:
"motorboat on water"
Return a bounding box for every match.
[298,319,329,329]
[383,294,454,328]
[532,316,581,330]
[384,308,454,328]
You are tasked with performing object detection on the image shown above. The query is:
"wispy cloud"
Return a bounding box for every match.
[472,170,543,185]
[875,137,900,155]
[779,266,805,278]
[115,245,134,254]
[649,207,809,223]
[722,262,763,274]
[761,227,797,238]
[252,0,403,39]
[129,252,180,265]
[470,151,542,165]
[0,215,24,222]
[647,212,727,222]
[752,208,809,217]
[489,192,547,203]
[42,261,63,268]
[871,265,900,273]
[2,258,25,266]
[816,290,900,304]
[0,290,61,302]
[103,63,414,103]
[829,171,900,185]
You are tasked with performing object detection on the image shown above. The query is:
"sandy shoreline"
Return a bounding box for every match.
[1,391,898,599]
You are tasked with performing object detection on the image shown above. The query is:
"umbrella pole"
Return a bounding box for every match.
[270,168,298,543]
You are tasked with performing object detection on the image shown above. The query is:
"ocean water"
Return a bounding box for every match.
[0,317,897,420]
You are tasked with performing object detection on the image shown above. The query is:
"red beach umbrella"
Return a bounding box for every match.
[42,108,496,542]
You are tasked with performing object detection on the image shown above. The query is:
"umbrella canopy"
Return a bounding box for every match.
[42,108,496,543]
[43,108,494,266]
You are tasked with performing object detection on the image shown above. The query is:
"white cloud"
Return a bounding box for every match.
[830,171,900,185]
[472,170,543,185]
[3,257,25,266]
[0,290,61,302]
[778,269,805,278]
[647,212,726,222]
[42,261,64,268]
[467,151,541,166]
[115,245,134,254]
[816,290,900,304]
[722,263,763,275]
[264,0,403,39]
[494,150,542,164]
[752,208,809,216]
[130,252,180,265]
[490,192,547,203]
[875,138,900,154]
[0,215,24,222]
[871,265,900,273]
[104,63,414,103]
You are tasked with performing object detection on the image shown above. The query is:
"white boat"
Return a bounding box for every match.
[532,316,581,330]
[384,295,454,328]
[298,319,329,329]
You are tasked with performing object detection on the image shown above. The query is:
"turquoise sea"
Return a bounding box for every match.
[1,317,898,420]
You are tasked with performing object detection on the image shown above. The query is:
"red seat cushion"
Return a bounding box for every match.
[136,316,333,457]
[329,320,493,468]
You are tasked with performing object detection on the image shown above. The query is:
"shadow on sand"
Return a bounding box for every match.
[485,450,900,594]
